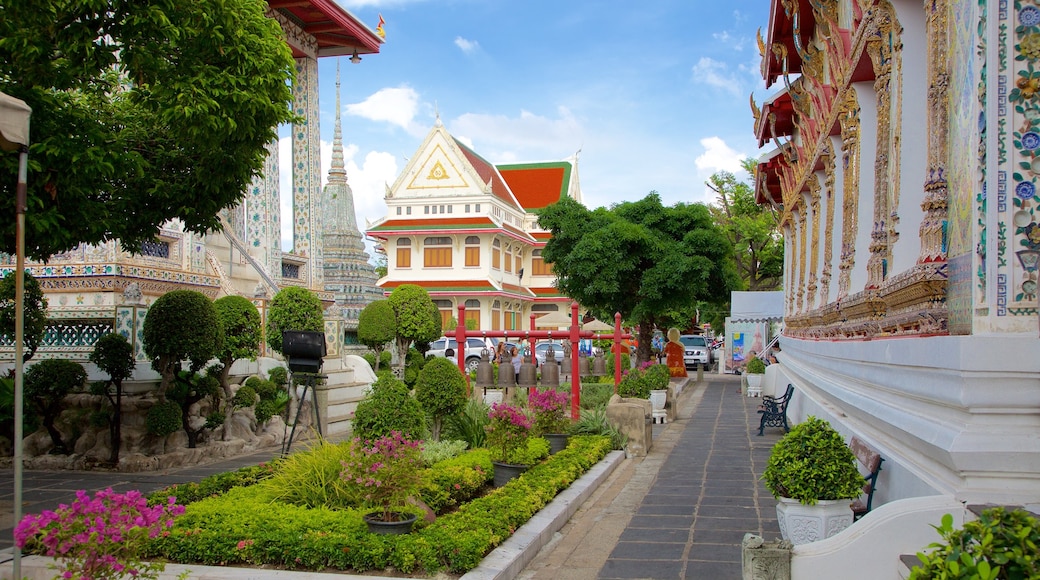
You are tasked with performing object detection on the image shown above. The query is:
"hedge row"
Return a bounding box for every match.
[145,435,612,574]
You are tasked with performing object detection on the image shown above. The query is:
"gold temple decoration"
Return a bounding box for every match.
[919,0,950,265]
[837,90,862,301]
[820,146,836,303]
[807,175,823,310]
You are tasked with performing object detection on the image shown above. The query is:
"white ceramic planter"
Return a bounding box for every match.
[775,497,854,545]
[649,389,667,411]
[746,373,764,390]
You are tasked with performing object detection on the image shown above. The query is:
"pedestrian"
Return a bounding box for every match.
[495,341,506,364]
[511,346,522,384]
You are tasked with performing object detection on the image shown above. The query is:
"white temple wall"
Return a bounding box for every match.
[850,81,878,295]
[776,335,1040,506]
[888,0,929,277]
[825,135,844,306]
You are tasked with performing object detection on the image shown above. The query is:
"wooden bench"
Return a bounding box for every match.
[756,383,794,435]
[849,436,884,520]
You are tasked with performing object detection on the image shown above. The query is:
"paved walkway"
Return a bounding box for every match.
[0,374,784,580]
[518,374,783,580]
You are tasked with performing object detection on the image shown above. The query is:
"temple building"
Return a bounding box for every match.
[0,1,384,364]
[752,0,1039,515]
[366,122,580,333]
[322,65,384,336]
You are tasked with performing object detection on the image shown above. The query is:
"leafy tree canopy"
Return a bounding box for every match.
[706,159,784,291]
[214,295,262,365]
[0,0,297,260]
[142,290,223,391]
[538,193,738,362]
[265,286,324,355]
[387,284,440,364]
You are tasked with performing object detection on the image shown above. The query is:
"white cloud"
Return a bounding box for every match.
[450,106,583,160]
[454,36,479,54]
[694,136,748,198]
[346,86,425,135]
[692,57,743,97]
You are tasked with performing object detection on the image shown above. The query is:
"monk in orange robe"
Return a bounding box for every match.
[664,328,687,378]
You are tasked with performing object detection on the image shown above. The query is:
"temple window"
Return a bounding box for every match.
[424,236,452,268]
[397,237,412,269]
[532,249,552,276]
[465,236,481,267]
[492,239,501,270]
[139,239,170,259]
[464,299,481,329]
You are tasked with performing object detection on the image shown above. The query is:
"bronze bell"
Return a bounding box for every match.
[560,345,572,376]
[498,348,515,389]
[517,349,538,389]
[541,345,560,388]
[591,352,607,376]
[475,348,495,390]
[578,353,591,376]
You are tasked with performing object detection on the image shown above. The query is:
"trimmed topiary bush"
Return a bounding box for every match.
[351,373,427,441]
[387,284,441,368]
[142,290,223,393]
[0,271,48,362]
[89,333,135,464]
[762,415,864,505]
[146,400,182,437]
[616,367,650,399]
[415,357,468,441]
[357,299,395,372]
[746,356,766,374]
[265,286,324,355]
[231,385,257,408]
[24,359,87,454]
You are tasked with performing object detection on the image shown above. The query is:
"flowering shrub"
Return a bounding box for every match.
[340,431,425,522]
[484,402,533,464]
[528,388,571,435]
[15,488,184,580]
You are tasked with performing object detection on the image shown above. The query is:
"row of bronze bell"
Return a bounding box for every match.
[474,344,608,389]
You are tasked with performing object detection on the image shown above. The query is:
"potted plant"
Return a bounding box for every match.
[340,431,425,534]
[529,388,572,454]
[616,367,651,400]
[761,416,865,545]
[745,356,766,394]
[642,362,671,412]
[485,402,538,486]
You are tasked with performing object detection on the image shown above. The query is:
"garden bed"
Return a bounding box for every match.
[140,435,613,577]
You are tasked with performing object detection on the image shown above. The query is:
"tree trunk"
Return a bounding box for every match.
[41,414,68,455]
[636,321,655,366]
[107,381,122,464]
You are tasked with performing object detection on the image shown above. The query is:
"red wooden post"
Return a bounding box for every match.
[570,302,581,420]
[614,312,623,391]
[456,304,468,395]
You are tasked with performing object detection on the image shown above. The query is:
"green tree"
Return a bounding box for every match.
[414,357,467,441]
[0,271,48,362]
[213,296,262,437]
[539,193,738,364]
[142,290,223,393]
[24,359,87,454]
[0,0,296,260]
[706,159,784,291]
[357,300,396,372]
[387,285,440,368]
[265,286,324,355]
[89,333,135,464]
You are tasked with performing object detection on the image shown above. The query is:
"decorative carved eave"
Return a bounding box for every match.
[878,262,948,315]
[762,0,817,88]
[267,0,383,59]
[756,90,796,147]
[756,151,787,206]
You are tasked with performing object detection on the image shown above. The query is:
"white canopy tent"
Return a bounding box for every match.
[1,90,32,579]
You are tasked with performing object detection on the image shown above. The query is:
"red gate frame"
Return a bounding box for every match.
[453,302,630,420]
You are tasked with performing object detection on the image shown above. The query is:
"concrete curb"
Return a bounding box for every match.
[460,450,626,580]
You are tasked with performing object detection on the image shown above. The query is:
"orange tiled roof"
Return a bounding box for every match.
[497,161,573,211]
[452,138,518,209]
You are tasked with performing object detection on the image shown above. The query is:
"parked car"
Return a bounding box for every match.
[534,341,568,367]
[679,335,711,369]
[426,337,491,372]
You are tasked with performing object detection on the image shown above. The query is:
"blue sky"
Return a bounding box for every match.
[278,0,772,250]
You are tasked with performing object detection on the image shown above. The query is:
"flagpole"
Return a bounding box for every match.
[13,144,27,578]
